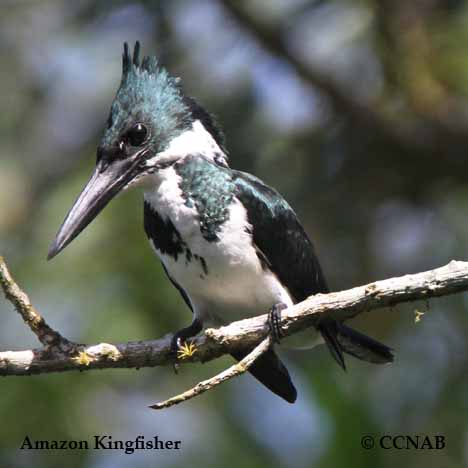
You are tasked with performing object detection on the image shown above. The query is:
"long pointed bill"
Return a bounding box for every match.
[47,158,140,260]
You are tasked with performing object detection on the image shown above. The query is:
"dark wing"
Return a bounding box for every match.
[233,170,328,302]
[231,170,329,400]
[144,201,193,313]
[234,171,394,371]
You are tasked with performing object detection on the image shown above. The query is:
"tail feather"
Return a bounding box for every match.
[231,348,297,403]
[319,319,394,368]
[317,320,347,370]
[336,322,394,364]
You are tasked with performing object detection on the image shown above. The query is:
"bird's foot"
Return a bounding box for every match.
[268,302,288,344]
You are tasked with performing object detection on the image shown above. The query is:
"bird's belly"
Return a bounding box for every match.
[144,189,292,326]
[161,247,323,349]
[152,236,293,327]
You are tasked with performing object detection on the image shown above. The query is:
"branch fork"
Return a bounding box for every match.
[2,256,468,409]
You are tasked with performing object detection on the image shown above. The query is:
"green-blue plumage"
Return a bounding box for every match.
[65,42,394,405]
[101,42,190,157]
[100,43,226,166]
[176,155,235,242]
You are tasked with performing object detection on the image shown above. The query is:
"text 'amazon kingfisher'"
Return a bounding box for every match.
[48,42,393,403]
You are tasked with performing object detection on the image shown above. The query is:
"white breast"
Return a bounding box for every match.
[144,167,293,327]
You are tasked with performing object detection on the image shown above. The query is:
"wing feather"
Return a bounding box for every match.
[233,171,328,303]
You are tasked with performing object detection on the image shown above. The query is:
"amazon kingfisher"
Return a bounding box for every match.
[48,42,393,403]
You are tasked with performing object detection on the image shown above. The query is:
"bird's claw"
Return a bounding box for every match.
[268,302,287,344]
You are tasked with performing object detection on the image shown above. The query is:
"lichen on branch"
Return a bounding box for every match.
[1,256,468,407]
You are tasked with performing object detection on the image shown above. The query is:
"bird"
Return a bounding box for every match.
[48,42,393,404]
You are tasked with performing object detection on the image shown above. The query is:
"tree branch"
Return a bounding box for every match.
[149,337,272,410]
[0,257,75,353]
[1,256,468,380]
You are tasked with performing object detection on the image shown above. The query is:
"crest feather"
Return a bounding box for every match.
[121,41,168,83]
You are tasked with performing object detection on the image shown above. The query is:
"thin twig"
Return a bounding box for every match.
[0,257,75,352]
[149,337,272,410]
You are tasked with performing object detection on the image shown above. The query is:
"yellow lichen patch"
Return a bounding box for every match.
[73,350,94,366]
[177,341,197,360]
[414,309,425,323]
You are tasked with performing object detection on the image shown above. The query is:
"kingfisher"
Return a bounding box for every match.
[48,42,393,403]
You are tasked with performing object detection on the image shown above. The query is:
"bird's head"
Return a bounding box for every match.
[48,42,227,259]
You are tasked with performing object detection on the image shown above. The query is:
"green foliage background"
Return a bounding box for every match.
[1,1,468,467]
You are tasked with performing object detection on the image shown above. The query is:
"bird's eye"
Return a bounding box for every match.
[127,123,148,146]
